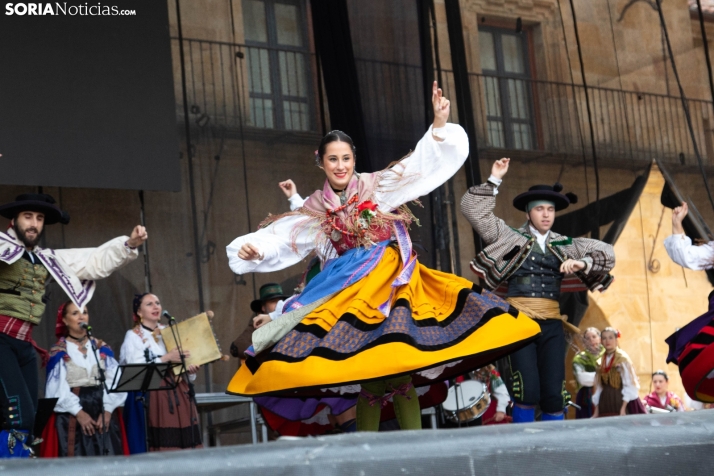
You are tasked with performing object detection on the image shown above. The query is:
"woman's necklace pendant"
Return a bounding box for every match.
[339,192,347,205]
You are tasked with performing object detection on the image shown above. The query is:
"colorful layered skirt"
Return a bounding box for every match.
[227,241,540,397]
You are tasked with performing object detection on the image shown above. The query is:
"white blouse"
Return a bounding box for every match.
[573,364,596,388]
[119,325,196,382]
[226,123,469,275]
[45,340,126,416]
[664,234,714,270]
[592,353,640,405]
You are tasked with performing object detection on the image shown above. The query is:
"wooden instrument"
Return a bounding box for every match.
[161,311,226,375]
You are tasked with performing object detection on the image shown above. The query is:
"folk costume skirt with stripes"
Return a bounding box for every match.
[228,243,540,397]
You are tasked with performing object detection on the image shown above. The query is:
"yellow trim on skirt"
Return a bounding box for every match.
[228,246,540,395]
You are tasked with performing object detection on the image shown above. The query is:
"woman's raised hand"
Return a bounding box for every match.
[491,158,510,180]
[238,243,263,261]
[279,179,298,198]
[432,81,450,129]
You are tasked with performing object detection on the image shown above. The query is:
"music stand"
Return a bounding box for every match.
[110,362,178,393]
[110,362,179,452]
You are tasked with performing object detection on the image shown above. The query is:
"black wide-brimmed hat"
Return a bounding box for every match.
[250,283,289,313]
[0,193,70,225]
[513,183,578,212]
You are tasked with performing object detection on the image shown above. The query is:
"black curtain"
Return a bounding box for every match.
[309,0,373,172]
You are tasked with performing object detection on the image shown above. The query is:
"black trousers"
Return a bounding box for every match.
[507,319,565,414]
[0,333,38,434]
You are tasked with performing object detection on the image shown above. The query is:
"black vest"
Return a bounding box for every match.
[506,243,562,299]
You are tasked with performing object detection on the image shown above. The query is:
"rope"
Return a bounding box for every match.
[655,0,714,214]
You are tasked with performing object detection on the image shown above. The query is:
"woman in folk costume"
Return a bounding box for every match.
[225,82,540,431]
[40,302,128,457]
[642,370,684,413]
[664,203,714,404]
[571,327,604,419]
[592,327,646,417]
[120,293,202,452]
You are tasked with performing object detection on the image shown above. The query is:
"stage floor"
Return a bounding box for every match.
[6,411,714,475]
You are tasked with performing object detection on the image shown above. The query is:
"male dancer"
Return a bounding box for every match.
[460,159,615,422]
[0,193,146,456]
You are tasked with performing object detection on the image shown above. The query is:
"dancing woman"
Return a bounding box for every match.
[226,82,540,431]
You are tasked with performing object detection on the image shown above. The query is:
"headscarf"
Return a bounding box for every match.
[55,301,70,339]
[132,292,150,324]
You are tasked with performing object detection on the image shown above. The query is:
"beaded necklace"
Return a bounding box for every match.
[325,194,363,239]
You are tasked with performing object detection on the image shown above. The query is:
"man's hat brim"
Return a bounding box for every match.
[0,200,68,225]
[513,190,571,212]
[250,293,289,313]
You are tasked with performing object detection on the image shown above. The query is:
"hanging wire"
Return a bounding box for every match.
[656,0,714,214]
[556,0,590,205]
[567,0,602,235]
[605,0,636,171]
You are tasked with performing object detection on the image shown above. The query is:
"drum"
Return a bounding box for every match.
[442,380,491,423]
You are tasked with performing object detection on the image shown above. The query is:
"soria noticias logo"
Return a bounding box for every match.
[4,3,136,16]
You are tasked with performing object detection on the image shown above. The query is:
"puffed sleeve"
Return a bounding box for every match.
[573,363,596,388]
[374,123,469,210]
[664,234,714,270]
[226,214,320,274]
[619,362,640,402]
[46,360,83,416]
[54,236,139,280]
[103,353,127,413]
[120,330,147,365]
[289,194,306,211]
[491,379,511,413]
[592,376,603,406]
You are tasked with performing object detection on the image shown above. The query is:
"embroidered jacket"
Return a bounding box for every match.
[460,182,615,293]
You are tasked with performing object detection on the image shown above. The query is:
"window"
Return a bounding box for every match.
[243,0,313,131]
[479,27,535,150]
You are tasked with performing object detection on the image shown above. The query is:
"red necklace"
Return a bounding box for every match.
[325,194,365,239]
[602,351,616,374]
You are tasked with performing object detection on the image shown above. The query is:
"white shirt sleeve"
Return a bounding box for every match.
[592,378,602,406]
[492,381,511,413]
[54,236,139,280]
[619,362,640,402]
[664,234,714,270]
[573,363,596,388]
[374,123,469,210]
[103,354,127,413]
[288,194,306,211]
[268,300,286,321]
[120,330,148,364]
[46,361,83,416]
[226,214,320,274]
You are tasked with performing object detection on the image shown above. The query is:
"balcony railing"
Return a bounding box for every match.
[172,39,714,166]
[171,38,322,133]
[447,73,714,166]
